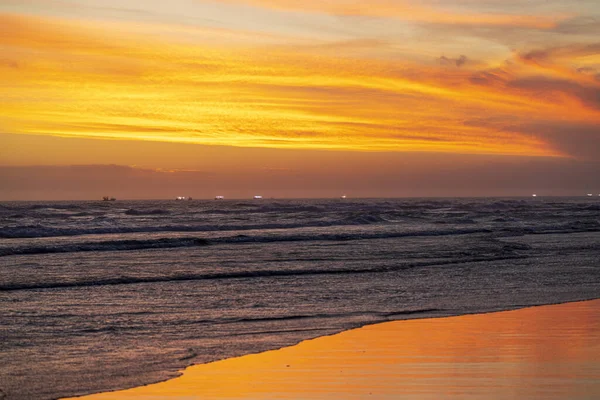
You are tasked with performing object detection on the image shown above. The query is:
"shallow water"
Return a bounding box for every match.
[1,198,599,399]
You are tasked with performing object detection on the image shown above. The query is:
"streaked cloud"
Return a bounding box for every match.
[216,0,568,29]
[0,0,599,167]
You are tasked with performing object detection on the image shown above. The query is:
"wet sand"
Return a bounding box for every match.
[69,300,600,400]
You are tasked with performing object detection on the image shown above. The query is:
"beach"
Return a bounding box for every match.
[69,300,600,400]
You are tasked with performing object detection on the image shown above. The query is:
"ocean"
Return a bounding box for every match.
[1,198,599,399]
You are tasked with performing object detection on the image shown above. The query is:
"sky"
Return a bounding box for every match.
[0,0,599,199]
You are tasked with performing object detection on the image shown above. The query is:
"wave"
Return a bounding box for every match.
[582,204,600,211]
[342,212,389,224]
[124,209,171,216]
[0,222,318,239]
[0,227,493,257]
[6,214,28,219]
[0,217,389,238]
[70,211,108,217]
[0,237,209,257]
[8,220,599,258]
[220,203,327,214]
[0,255,526,292]
[468,200,532,210]
[0,267,382,291]
[2,200,598,241]
[186,308,444,326]
[2,219,598,246]
[212,227,491,244]
[239,308,443,323]
[24,204,85,211]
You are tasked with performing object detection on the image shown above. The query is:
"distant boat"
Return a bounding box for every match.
[532,194,537,197]
[215,196,225,200]
[102,196,116,201]
[587,194,593,197]
[341,195,347,199]
[175,196,187,201]
[253,195,263,200]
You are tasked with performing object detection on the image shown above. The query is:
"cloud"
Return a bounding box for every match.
[465,119,600,160]
[553,16,600,34]
[438,55,468,67]
[469,67,512,86]
[515,44,600,83]
[518,43,600,65]
[215,0,568,29]
[520,122,600,160]
[1,12,599,160]
[507,77,600,111]
[467,46,600,116]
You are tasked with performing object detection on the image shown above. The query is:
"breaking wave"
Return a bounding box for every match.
[0,254,526,291]
[0,228,493,257]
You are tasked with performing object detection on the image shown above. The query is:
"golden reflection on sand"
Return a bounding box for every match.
[72,300,600,399]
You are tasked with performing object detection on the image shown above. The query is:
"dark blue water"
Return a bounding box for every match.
[1,198,599,399]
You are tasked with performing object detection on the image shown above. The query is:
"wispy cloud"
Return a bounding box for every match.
[0,7,599,159]
[215,0,569,29]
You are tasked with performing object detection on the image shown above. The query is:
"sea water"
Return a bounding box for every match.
[0,198,599,399]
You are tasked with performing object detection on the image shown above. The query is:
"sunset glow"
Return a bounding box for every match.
[1,0,599,198]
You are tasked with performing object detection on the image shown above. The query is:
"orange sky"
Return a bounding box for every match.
[0,0,599,198]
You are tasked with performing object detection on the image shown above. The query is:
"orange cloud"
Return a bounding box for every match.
[216,0,568,29]
[515,44,600,85]
[1,12,599,160]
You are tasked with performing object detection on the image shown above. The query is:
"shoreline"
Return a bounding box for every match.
[66,299,600,399]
